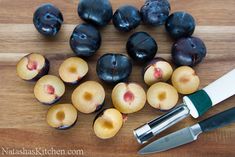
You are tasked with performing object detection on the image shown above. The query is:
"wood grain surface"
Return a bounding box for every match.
[0,0,235,157]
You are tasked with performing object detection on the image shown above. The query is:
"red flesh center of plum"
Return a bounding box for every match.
[153,68,163,79]
[124,91,134,103]
[27,60,38,71]
[44,85,55,95]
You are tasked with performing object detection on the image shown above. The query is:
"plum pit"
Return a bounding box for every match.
[154,68,163,79]
[123,91,135,103]
[27,60,38,71]
[44,85,55,95]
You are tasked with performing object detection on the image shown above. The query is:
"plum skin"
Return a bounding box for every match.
[96,53,133,84]
[56,119,77,130]
[31,58,50,81]
[113,5,141,32]
[172,36,207,67]
[33,3,63,36]
[126,32,158,63]
[165,12,196,39]
[140,0,171,26]
[70,23,101,57]
[77,0,113,27]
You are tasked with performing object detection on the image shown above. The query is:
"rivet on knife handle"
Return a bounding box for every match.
[134,68,235,144]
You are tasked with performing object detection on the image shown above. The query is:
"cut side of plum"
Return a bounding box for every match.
[47,104,78,129]
[59,57,88,84]
[112,82,146,114]
[93,108,123,139]
[144,58,173,86]
[171,66,200,94]
[147,82,179,111]
[71,81,105,114]
[17,53,49,81]
[34,75,65,105]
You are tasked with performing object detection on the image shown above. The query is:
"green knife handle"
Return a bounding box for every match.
[198,107,235,132]
[183,69,235,118]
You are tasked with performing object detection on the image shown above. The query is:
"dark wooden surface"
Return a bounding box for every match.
[0,0,235,156]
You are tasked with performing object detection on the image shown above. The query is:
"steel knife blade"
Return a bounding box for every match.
[138,124,202,155]
[138,107,235,155]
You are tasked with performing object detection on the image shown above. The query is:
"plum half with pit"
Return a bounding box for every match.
[126,32,158,63]
[143,57,173,86]
[165,12,196,39]
[34,75,65,105]
[47,104,78,130]
[112,82,146,114]
[17,53,50,81]
[33,3,63,36]
[59,57,89,84]
[172,36,207,67]
[113,5,141,32]
[77,0,113,27]
[71,81,105,114]
[140,0,171,26]
[70,23,101,57]
[96,53,132,84]
[93,108,123,139]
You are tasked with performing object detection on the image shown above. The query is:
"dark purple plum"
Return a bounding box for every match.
[33,3,63,36]
[172,37,207,67]
[78,0,113,27]
[113,5,141,32]
[96,53,132,84]
[140,0,171,26]
[166,12,196,39]
[70,23,101,57]
[126,32,158,63]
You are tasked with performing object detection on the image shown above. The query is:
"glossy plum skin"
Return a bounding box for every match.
[126,32,158,63]
[140,0,171,26]
[166,12,196,39]
[78,0,113,27]
[96,53,132,84]
[172,37,207,67]
[70,23,101,57]
[33,3,63,36]
[113,5,141,32]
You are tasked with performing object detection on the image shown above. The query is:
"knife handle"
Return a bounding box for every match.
[198,107,235,132]
[183,69,235,118]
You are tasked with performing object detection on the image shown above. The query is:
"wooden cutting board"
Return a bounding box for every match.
[0,0,235,157]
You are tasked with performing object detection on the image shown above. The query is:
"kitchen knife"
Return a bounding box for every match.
[139,107,235,155]
[134,69,235,144]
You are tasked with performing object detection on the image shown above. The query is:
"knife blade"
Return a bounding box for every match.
[138,107,235,155]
